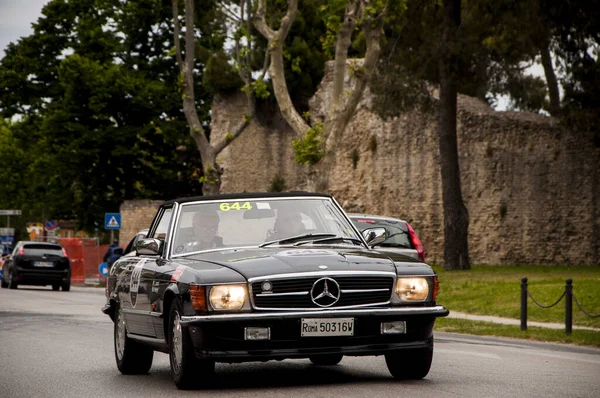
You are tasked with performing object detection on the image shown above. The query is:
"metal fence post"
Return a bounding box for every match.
[521,277,528,331]
[565,279,573,336]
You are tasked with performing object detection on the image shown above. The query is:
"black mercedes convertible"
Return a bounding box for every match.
[102,192,448,389]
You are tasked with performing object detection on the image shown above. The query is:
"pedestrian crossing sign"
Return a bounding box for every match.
[105,213,121,230]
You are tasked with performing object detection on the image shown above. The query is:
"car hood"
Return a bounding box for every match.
[180,246,396,280]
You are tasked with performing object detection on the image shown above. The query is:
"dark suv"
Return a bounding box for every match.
[1,241,71,291]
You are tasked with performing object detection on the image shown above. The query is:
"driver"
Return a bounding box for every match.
[185,208,223,251]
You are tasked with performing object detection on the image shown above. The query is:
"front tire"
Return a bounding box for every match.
[114,304,154,374]
[385,343,433,380]
[52,284,60,291]
[62,282,70,291]
[309,354,343,366]
[1,273,7,288]
[169,300,214,389]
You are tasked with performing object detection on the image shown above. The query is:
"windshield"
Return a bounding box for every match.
[350,217,413,249]
[171,197,361,256]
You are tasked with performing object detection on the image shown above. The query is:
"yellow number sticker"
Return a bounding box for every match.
[220,202,253,211]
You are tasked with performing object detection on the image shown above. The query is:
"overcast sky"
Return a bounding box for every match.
[0,0,50,59]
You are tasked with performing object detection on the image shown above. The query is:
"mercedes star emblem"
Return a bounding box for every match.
[310,277,341,307]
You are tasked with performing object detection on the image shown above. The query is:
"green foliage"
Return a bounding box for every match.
[292,123,324,166]
[0,0,215,231]
[368,135,377,153]
[350,149,360,169]
[203,52,243,93]
[268,175,287,192]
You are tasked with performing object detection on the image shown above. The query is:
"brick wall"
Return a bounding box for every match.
[211,65,600,266]
[119,200,163,247]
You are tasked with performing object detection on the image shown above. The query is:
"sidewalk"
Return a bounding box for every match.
[448,311,600,332]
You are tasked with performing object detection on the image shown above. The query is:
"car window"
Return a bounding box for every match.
[21,244,65,256]
[149,208,173,240]
[350,218,413,249]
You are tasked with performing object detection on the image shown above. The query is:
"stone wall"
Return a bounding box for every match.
[119,200,164,247]
[212,66,600,266]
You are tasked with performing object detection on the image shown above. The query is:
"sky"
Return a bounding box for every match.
[0,0,50,59]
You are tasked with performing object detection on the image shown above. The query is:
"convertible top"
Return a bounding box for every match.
[162,191,332,206]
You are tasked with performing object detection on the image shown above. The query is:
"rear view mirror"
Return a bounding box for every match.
[362,227,387,247]
[243,208,275,219]
[135,238,164,256]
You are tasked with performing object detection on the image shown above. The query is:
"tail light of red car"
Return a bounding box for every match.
[406,222,425,262]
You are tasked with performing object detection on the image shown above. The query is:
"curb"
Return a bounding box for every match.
[447,311,600,332]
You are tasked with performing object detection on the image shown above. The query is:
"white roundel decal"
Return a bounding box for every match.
[130,259,147,308]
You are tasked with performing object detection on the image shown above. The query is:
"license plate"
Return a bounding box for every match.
[301,318,354,337]
[34,261,53,267]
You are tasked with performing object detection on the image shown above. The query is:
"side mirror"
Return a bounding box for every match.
[135,238,164,256]
[362,227,387,247]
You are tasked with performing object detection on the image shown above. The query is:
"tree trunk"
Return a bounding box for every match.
[540,38,560,115]
[199,148,222,196]
[439,0,470,271]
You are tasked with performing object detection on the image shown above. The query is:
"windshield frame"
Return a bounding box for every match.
[169,195,367,258]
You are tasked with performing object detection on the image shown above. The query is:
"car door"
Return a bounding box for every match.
[121,206,175,338]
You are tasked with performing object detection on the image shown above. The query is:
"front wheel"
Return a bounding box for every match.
[385,344,433,380]
[169,301,214,389]
[52,284,60,291]
[114,304,154,374]
[309,354,343,366]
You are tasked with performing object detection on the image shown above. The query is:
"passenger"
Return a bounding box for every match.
[267,211,306,241]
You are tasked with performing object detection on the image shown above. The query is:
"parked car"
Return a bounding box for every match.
[1,241,71,291]
[102,192,448,389]
[348,214,425,261]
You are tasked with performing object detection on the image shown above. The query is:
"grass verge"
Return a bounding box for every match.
[431,265,600,347]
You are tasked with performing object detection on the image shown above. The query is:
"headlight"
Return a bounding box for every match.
[396,278,429,302]
[209,284,247,310]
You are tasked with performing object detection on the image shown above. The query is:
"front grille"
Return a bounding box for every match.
[251,275,394,309]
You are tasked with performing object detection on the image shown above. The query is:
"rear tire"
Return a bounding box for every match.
[385,343,433,380]
[1,274,7,288]
[114,304,154,374]
[309,354,343,366]
[169,300,214,389]
[7,269,18,289]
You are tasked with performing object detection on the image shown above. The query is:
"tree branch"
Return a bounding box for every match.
[172,0,183,72]
[325,0,385,151]
[331,0,360,111]
[252,0,275,40]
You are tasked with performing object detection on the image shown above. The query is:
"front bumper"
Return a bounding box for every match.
[182,305,448,362]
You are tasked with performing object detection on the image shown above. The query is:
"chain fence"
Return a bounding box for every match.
[521,277,600,335]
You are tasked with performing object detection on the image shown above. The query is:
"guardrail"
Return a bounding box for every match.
[520,277,600,335]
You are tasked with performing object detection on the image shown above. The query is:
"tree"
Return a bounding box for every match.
[252,0,389,191]
[0,0,206,231]
[438,0,469,270]
[172,0,258,195]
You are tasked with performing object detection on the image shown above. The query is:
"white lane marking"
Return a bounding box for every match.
[436,348,501,359]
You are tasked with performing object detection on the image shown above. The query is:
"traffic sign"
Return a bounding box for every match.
[0,210,21,215]
[105,213,121,230]
[44,220,58,231]
[99,262,109,278]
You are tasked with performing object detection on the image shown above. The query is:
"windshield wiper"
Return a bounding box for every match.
[259,233,337,248]
[296,236,364,246]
